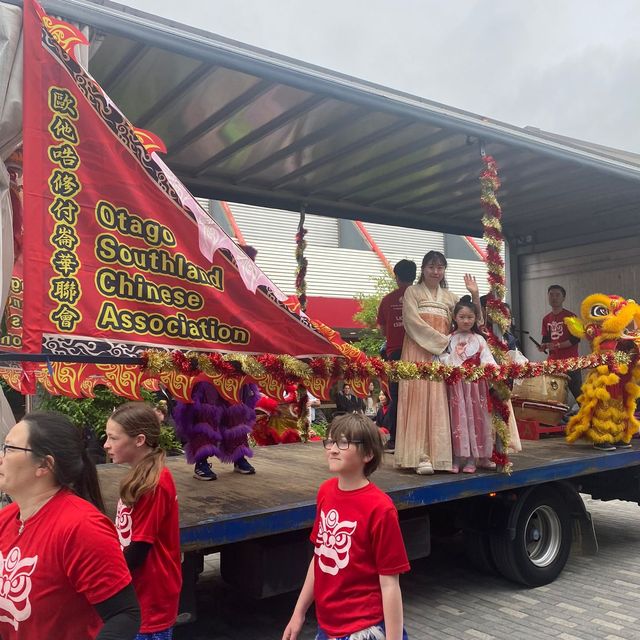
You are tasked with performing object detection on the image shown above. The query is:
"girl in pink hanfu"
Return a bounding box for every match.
[443,300,497,474]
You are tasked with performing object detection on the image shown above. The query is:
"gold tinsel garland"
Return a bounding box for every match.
[141,349,628,385]
[481,155,513,473]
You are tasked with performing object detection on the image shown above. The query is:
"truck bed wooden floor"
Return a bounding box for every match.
[98,440,640,550]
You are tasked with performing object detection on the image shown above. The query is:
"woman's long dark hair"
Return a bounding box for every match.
[23,411,105,513]
[418,250,448,288]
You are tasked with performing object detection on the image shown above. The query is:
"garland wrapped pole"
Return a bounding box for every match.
[479,151,513,473]
[295,205,308,314]
[296,384,310,442]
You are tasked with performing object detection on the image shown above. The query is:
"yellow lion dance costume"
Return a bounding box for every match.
[565,294,640,447]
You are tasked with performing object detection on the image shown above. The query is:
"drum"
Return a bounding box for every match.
[511,398,569,427]
[512,374,569,405]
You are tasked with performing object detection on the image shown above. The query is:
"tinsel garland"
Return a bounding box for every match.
[141,349,627,386]
[480,154,512,473]
[295,210,308,313]
[480,155,509,334]
[296,384,310,442]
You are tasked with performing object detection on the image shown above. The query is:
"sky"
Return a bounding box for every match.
[119,0,640,154]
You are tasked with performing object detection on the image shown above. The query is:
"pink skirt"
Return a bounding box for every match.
[448,380,493,459]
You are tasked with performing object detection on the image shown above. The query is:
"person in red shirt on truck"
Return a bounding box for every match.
[376,259,417,452]
[539,284,582,403]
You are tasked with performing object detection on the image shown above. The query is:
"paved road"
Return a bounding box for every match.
[175,497,640,640]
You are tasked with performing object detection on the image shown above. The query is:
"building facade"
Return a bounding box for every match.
[201,199,500,333]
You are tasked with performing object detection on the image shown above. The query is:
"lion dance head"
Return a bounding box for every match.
[565,294,640,355]
[565,293,640,446]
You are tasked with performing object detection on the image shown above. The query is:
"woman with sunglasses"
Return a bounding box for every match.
[0,412,140,639]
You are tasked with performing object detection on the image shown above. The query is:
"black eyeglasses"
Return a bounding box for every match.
[0,444,33,456]
[322,438,363,450]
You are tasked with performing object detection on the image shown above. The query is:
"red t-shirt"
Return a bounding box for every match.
[541,309,579,360]
[377,286,409,354]
[0,488,131,640]
[116,466,181,633]
[310,478,410,636]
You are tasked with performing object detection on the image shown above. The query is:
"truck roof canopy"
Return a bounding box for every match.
[23,0,640,245]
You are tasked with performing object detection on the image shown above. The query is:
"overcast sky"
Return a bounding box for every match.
[120,0,640,154]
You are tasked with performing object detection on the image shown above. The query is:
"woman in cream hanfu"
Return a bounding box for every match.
[395,251,480,474]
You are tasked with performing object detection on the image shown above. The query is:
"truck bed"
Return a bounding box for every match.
[98,440,640,551]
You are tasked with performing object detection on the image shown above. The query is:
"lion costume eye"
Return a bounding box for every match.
[590,304,609,318]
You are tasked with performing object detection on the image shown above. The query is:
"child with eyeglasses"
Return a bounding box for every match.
[283,414,410,640]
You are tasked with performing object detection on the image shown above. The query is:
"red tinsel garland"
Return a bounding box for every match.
[491,450,510,467]
[256,354,300,386]
[296,384,310,441]
[295,212,308,313]
[172,351,199,375]
[141,349,626,387]
[480,154,512,471]
[207,353,236,375]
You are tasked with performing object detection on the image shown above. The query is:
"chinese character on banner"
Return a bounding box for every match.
[50,303,81,332]
[51,249,79,277]
[48,114,79,144]
[50,224,79,251]
[48,143,80,170]
[49,277,81,305]
[49,169,81,198]
[48,87,78,118]
[49,197,80,224]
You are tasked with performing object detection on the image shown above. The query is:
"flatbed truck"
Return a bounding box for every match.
[99,439,640,622]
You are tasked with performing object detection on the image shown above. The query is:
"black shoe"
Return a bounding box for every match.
[193,460,217,480]
[615,442,633,449]
[384,441,395,454]
[593,442,616,451]
[234,457,256,474]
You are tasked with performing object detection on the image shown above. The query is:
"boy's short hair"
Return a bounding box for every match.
[393,259,417,284]
[548,284,566,297]
[329,413,383,477]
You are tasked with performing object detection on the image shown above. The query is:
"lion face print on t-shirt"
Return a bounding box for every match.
[314,509,357,576]
[0,547,38,630]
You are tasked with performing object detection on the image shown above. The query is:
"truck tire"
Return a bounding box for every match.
[490,488,572,587]
[464,529,497,575]
[463,501,499,575]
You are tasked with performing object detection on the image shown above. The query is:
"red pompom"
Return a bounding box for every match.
[256,396,279,416]
[280,428,302,444]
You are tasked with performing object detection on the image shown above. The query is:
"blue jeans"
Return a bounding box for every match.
[135,629,173,640]
[315,621,409,640]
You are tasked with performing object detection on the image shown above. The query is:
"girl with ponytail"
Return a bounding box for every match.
[105,402,182,640]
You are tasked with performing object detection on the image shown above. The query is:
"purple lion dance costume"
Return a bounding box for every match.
[174,380,258,464]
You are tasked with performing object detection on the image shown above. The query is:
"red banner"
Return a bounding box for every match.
[0,152,24,353]
[21,0,339,361]
[0,261,23,353]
